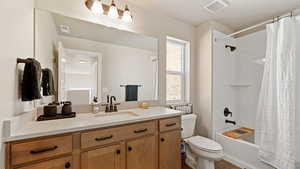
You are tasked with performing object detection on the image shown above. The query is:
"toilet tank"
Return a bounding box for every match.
[181,114,197,138]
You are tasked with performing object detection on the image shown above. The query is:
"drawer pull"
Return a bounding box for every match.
[134,128,148,134]
[128,146,133,151]
[116,149,121,154]
[95,135,113,141]
[166,123,176,127]
[30,145,58,154]
[161,138,165,142]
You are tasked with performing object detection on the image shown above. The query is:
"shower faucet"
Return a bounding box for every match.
[224,107,233,117]
[225,45,236,52]
[225,119,236,125]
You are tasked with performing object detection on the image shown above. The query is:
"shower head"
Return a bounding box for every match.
[225,45,237,52]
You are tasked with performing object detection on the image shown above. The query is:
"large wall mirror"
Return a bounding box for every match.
[35,9,159,104]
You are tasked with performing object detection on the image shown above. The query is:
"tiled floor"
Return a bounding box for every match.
[182,160,241,169]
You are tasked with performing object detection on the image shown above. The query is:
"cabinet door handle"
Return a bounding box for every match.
[128,146,133,151]
[116,149,121,154]
[166,123,176,127]
[95,135,113,141]
[30,145,58,154]
[65,162,71,168]
[134,128,148,134]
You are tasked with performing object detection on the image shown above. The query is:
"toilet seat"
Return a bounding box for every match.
[185,136,223,153]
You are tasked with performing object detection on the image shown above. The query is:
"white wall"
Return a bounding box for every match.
[60,36,157,102]
[35,9,58,71]
[195,21,234,138]
[0,0,34,167]
[235,30,266,129]
[212,31,237,132]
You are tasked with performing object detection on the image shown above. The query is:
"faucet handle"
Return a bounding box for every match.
[113,103,120,112]
[100,103,110,112]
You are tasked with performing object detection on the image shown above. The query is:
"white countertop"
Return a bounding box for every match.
[2,107,184,142]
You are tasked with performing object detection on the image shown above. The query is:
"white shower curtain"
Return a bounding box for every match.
[256,17,296,169]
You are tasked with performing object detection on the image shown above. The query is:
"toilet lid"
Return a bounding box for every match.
[185,136,223,152]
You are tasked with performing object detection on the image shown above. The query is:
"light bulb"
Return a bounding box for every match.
[108,0,119,19]
[91,0,103,15]
[122,5,132,23]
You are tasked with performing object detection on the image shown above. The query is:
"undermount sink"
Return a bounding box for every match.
[94,111,139,117]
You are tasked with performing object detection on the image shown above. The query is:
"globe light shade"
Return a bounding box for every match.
[108,1,119,19]
[91,0,103,15]
[122,8,132,23]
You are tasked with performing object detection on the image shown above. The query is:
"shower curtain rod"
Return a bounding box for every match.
[216,9,300,41]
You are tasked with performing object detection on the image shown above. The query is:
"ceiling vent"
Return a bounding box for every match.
[204,0,229,14]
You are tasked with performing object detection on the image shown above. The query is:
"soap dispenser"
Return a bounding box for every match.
[92,96,100,113]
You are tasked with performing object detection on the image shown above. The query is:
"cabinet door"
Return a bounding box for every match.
[18,156,72,169]
[126,135,156,169]
[81,144,123,169]
[159,130,181,169]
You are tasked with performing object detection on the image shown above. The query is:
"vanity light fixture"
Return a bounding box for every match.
[91,0,104,15]
[122,5,133,23]
[108,0,119,19]
[85,0,133,23]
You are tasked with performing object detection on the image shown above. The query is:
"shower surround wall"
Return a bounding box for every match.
[213,27,300,168]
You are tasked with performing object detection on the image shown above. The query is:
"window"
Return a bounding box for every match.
[166,37,190,103]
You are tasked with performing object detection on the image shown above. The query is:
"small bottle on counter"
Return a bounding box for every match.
[92,96,100,113]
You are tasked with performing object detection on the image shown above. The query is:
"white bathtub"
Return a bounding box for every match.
[216,130,300,169]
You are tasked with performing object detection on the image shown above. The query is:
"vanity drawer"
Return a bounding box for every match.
[159,117,181,132]
[17,156,72,169]
[81,127,122,149]
[81,121,156,149]
[122,121,156,139]
[11,135,72,166]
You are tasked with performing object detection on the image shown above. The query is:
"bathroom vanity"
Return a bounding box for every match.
[4,107,183,169]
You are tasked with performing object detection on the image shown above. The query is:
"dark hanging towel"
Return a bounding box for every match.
[21,58,42,101]
[41,68,55,96]
[125,85,138,101]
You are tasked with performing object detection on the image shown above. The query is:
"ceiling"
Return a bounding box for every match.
[126,0,300,30]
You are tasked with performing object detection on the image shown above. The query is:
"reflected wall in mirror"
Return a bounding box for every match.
[35,9,159,104]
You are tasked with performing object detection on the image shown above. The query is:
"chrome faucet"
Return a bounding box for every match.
[102,95,120,112]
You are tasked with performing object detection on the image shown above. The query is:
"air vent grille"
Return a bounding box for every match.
[204,0,229,13]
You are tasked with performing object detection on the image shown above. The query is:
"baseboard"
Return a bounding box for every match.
[224,154,300,169]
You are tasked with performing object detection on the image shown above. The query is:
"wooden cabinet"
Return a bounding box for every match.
[159,130,181,169]
[17,156,72,169]
[11,135,72,166]
[159,117,181,132]
[81,144,124,169]
[6,117,182,169]
[126,136,156,169]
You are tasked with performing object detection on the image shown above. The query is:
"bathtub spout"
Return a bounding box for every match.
[225,119,236,125]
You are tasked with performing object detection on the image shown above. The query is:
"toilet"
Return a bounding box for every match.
[181,114,224,169]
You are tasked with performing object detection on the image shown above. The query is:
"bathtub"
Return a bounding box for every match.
[216,129,300,169]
